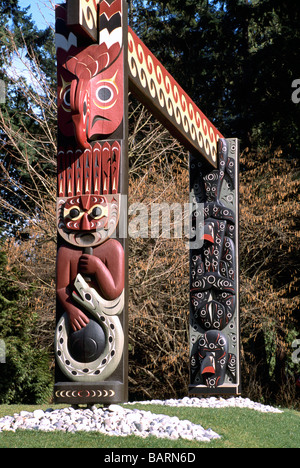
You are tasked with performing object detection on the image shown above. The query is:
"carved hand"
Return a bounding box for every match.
[57,286,90,332]
[66,302,90,332]
[78,254,100,275]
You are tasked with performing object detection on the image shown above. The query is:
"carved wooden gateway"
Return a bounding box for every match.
[54,0,241,404]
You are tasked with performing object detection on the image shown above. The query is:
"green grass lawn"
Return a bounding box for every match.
[0,403,299,448]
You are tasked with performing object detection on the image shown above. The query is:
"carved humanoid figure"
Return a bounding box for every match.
[56,217,124,332]
[55,182,125,381]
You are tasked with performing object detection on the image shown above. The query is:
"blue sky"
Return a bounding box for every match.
[7,1,55,88]
[18,0,55,29]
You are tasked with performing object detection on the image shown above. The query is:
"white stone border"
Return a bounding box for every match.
[125,396,283,413]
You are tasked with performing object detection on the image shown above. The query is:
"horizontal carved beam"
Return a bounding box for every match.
[128,27,223,167]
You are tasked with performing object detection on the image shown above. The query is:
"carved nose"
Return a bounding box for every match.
[81,212,90,231]
[72,114,88,149]
[71,80,89,150]
[201,354,216,376]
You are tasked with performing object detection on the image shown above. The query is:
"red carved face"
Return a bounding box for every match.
[63,195,108,231]
[57,194,120,248]
[57,45,123,148]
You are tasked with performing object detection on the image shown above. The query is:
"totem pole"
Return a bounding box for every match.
[126,30,241,395]
[54,0,240,404]
[54,0,128,404]
[189,139,241,395]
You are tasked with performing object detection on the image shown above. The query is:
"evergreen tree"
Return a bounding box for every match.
[0,2,55,403]
[0,0,56,232]
[0,236,52,404]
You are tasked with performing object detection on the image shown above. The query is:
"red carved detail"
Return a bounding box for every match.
[63,194,108,232]
[92,142,102,194]
[99,0,122,20]
[66,148,75,197]
[83,146,93,194]
[57,148,67,197]
[102,142,111,195]
[111,141,121,194]
[58,142,120,197]
[74,148,84,195]
[57,43,123,148]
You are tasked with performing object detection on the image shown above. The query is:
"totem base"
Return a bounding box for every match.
[54,381,127,405]
[189,384,241,397]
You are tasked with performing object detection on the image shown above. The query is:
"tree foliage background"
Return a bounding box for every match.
[0,0,299,406]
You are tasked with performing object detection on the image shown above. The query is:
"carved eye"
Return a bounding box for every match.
[218,337,226,347]
[97,86,113,104]
[93,78,118,110]
[198,338,206,347]
[69,208,80,219]
[64,88,71,107]
[60,80,72,112]
[91,206,103,219]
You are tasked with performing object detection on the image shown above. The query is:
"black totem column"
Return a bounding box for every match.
[189,138,241,395]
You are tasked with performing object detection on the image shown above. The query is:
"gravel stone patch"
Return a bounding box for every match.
[126,396,283,413]
[0,397,282,440]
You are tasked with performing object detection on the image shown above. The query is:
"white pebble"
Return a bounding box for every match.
[33,410,45,420]
[0,396,282,441]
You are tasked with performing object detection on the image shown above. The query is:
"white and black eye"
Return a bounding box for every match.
[199,338,206,347]
[63,88,71,107]
[69,208,80,219]
[97,86,113,104]
[91,206,103,219]
[218,337,226,347]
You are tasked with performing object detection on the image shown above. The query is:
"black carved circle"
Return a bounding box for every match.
[70,208,80,219]
[68,319,106,364]
[97,86,112,103]
[91,206,102,218]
